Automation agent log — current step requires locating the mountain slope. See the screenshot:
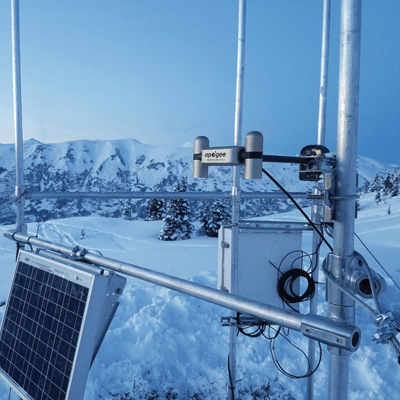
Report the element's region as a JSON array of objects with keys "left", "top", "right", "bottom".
[{"left": 0, "top": 138, "right": 396, "bottom": 224}]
